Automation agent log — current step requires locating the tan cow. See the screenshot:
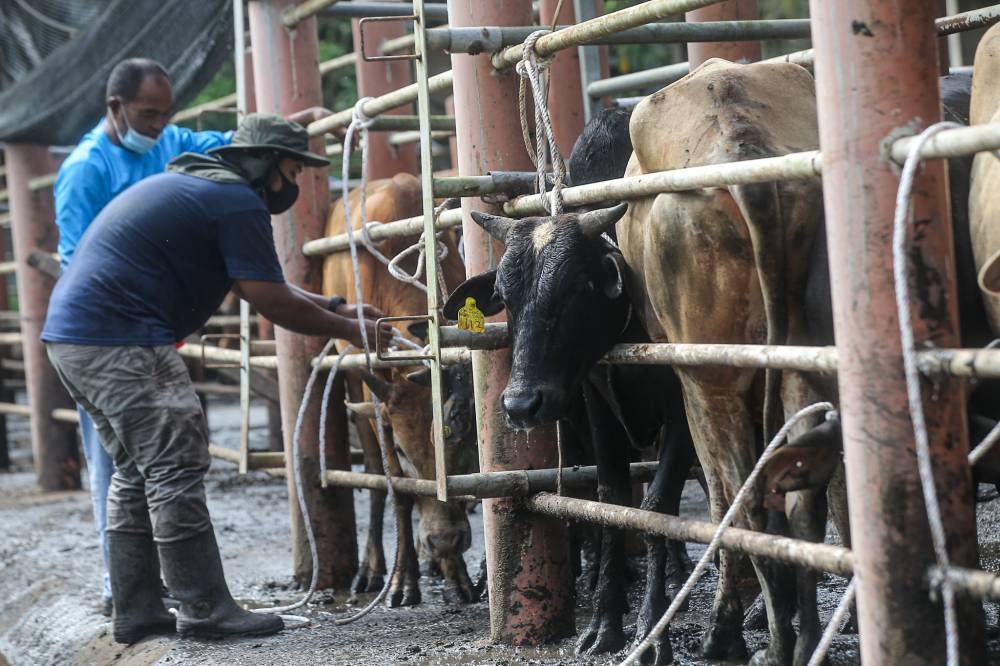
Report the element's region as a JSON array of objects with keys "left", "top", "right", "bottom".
[
  {"left": 617, "top": 59, "right": 826, "bottom": 664},
  {"left": 970, "top": 24, "right": 1000, "bottom": 308},
  {"left": 323, "top": 173, "right": 477, "bottom": 605}
]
